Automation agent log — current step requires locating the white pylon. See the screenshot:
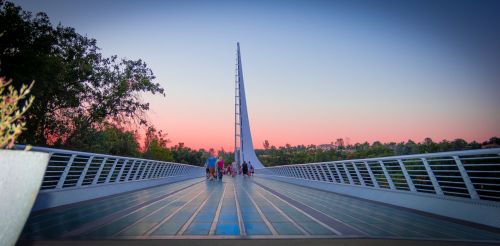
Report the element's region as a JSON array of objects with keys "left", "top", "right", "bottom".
[{"left": 234, "top": 43, "right": 265, "bottom": 169}]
